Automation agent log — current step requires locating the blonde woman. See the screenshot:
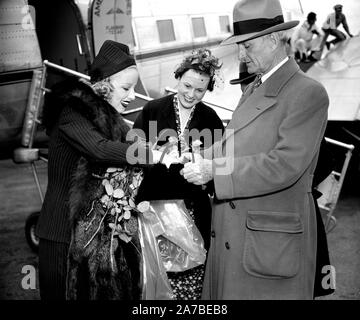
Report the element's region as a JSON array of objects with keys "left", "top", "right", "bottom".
[{"left": 37, "top": 41, "right": 162, "bottom": 300}]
